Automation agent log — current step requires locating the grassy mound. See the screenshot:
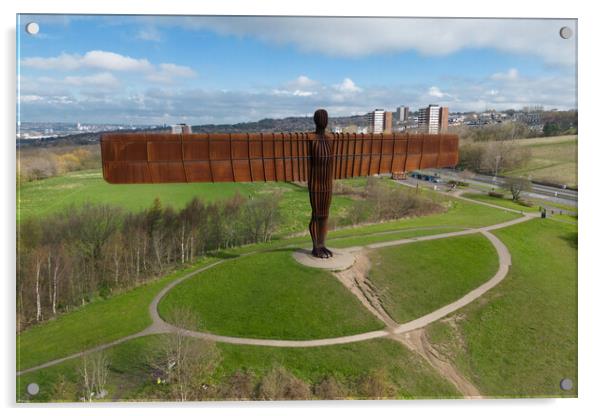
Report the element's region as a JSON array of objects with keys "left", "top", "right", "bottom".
[
  {"left": 159, "top": 250, "right": 384, "bottom": 340},
  {"left": 368, "top": 234, "right": 499, "bottom": 323}
]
